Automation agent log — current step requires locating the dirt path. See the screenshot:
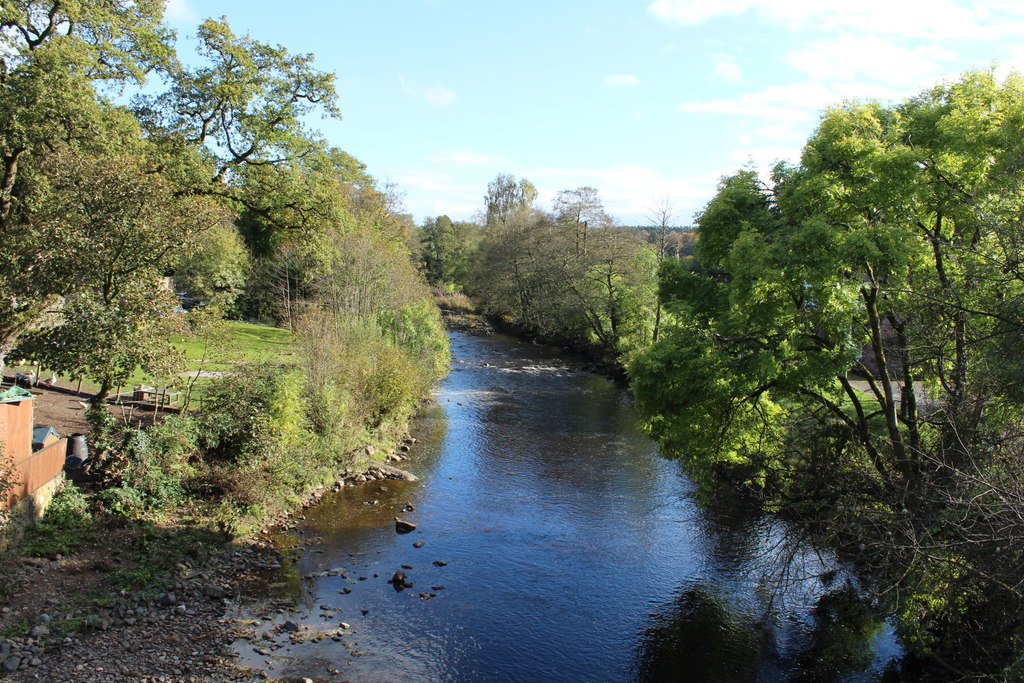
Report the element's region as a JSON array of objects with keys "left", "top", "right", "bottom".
[{"left": 2, "top": 377, "right": 92, "bottom": 438}]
